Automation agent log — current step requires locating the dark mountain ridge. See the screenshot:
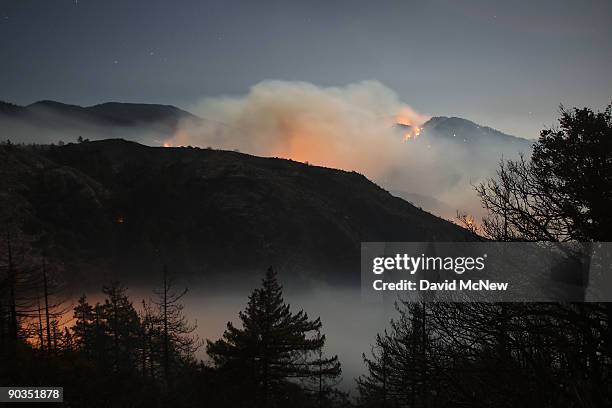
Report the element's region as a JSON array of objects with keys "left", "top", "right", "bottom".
[
  {"left": 0, "top": 139, "right": 473, "bottom": 288},
  {"left": 2, "top": 99, "right": 532, "bottom": 148},
  {"left": 0, "top": 99, "right": 200, "bottom": 136}
]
